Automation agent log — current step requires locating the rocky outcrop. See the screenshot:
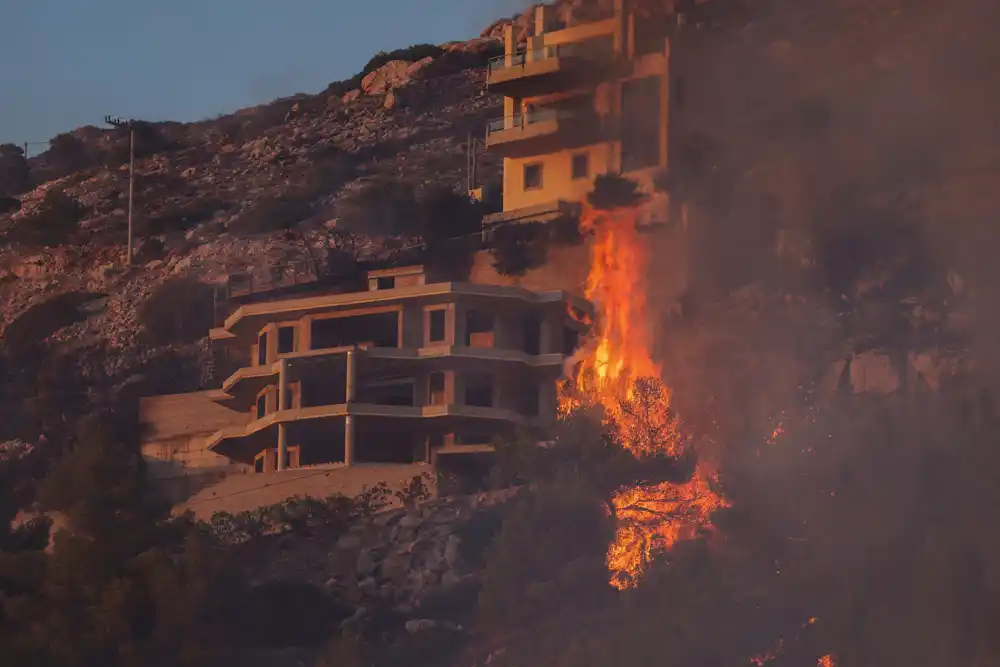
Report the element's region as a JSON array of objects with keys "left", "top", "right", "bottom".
[{"left": 248, "top": 490, "right": 516, "bottom": 632}]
